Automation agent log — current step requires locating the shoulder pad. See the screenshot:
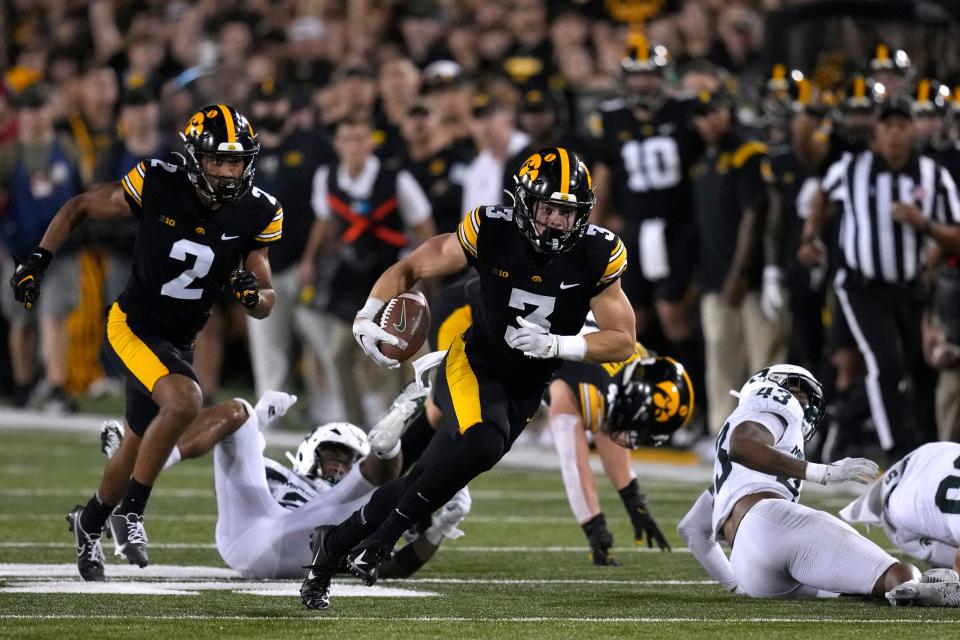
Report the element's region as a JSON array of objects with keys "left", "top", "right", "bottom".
[{"left": 740, "top": 384, "right": 804, "bottom": 424}]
